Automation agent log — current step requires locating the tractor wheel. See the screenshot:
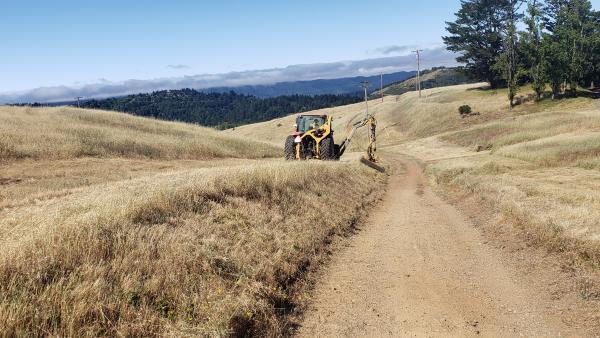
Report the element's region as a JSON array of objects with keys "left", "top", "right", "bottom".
[
  {"left": 333, "top": 144, "right": 341, "bottom": 160},
  {"left": 284, "top": 136, "right": 296, "bottom": 160},
  {"left": 319, "top": 137, "right": 336, "bottom": 160}
]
